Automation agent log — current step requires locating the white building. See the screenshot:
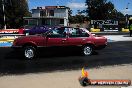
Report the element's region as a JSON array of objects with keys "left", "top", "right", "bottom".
[{"left": 24, "top": 6, "right": 69, "bottom": 28}]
